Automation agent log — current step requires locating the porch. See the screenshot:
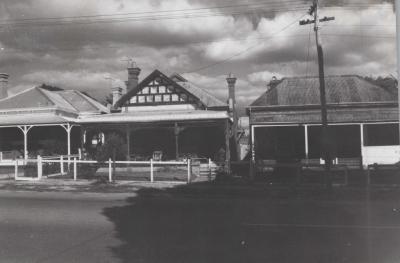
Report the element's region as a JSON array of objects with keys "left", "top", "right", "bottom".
[{"left": 251, "top": 122, "right": 400, "bottom": 169}]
